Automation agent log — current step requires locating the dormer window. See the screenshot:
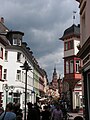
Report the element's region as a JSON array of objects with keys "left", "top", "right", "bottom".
[
  {"left": 6, "top": 31, "right": 24, "bottom": 46},
  {"left": 13, "top": 38, "right": 21, "bottom": 46}
]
